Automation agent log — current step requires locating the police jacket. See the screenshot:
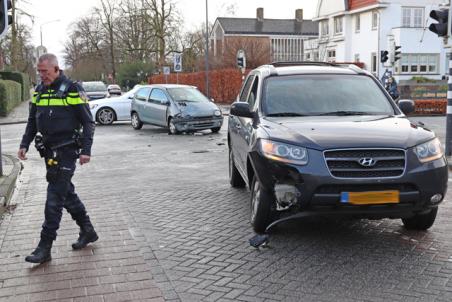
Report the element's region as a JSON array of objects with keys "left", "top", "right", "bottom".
[{"left": 20, "top": 73, "right": 95, "bottom": 156}]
